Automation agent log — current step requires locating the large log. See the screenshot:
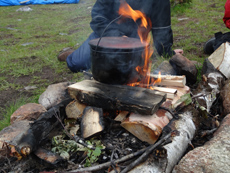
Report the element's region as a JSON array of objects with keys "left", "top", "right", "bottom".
[
  {"left": 68, "top": 80, "right": 166, "bottom": 115},
  {"left": 12, "top": 98, "right": 73, "bottom": 156}
]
